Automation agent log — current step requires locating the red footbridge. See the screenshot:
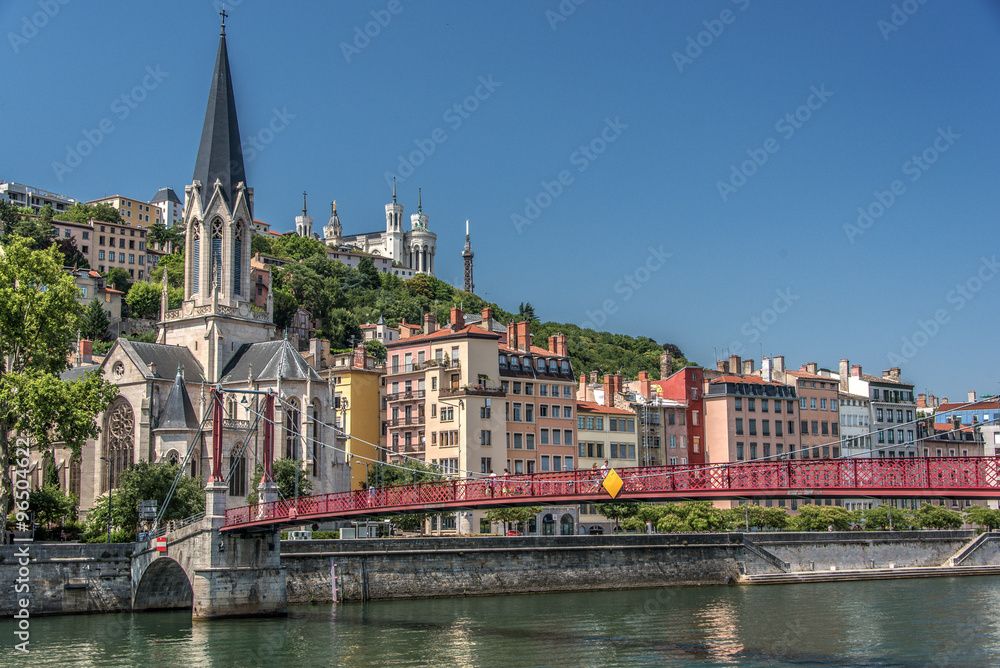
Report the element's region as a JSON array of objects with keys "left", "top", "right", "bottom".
[{"left": 222, "top": 456, "right": 1000, "bottom": 531}]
